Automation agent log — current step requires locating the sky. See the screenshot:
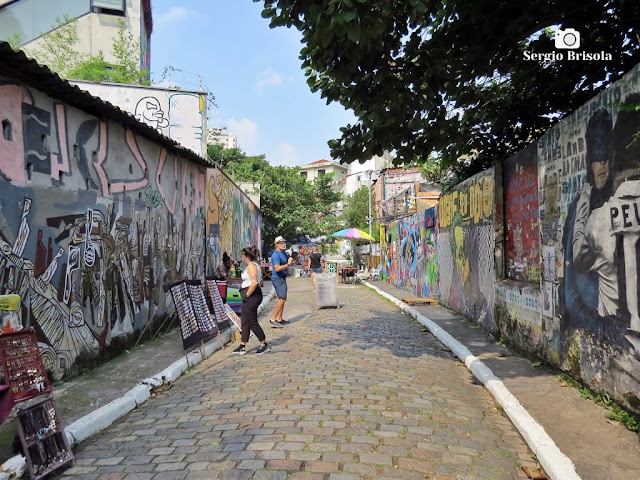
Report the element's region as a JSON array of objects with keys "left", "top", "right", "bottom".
[{"left": 151, "top": 0, "right": 357, "bottom": 167}]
